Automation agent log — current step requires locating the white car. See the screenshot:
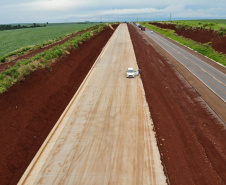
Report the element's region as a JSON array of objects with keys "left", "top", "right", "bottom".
[{"left": 126, "top": 68, "right": 135, "bottom": 78}]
